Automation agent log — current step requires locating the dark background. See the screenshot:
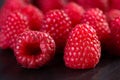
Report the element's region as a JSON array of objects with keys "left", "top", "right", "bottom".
[{"left": 0, "top": 0, "right": 120, "bottom": 80}]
